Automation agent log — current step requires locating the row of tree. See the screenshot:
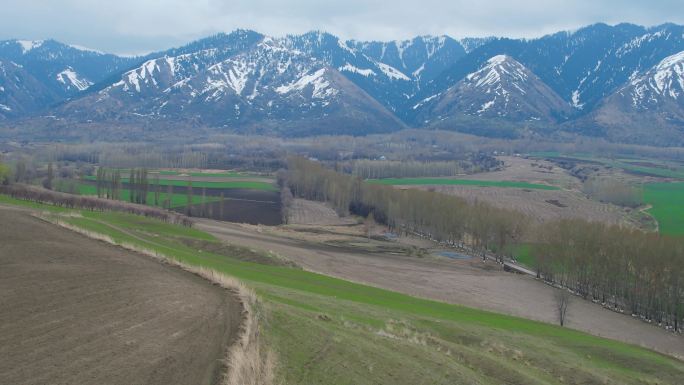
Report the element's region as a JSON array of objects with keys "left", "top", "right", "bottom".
[
  {"left": 286, "top": 156, "right": 526, "bottom": 257},
  {"left": 349, "top": 159, "right": 469, "bottom": 179},
  {"left": 582, "top": 177, "right": 643, "bottom": 207},
  {"left": 286, "top": 157, "right": 683, "bottom": 332},
  {"left": 535, "top": 220, "right": 683, "bottom": 331},
  {"left": 0, "top": 184, "right": 193, "bottom": 226},
  {"left": 95, "top": 168, "right": 123, "bottom": 200},
  {"left": 0, "top": 156, "right": 11, "bottom": 185}
]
